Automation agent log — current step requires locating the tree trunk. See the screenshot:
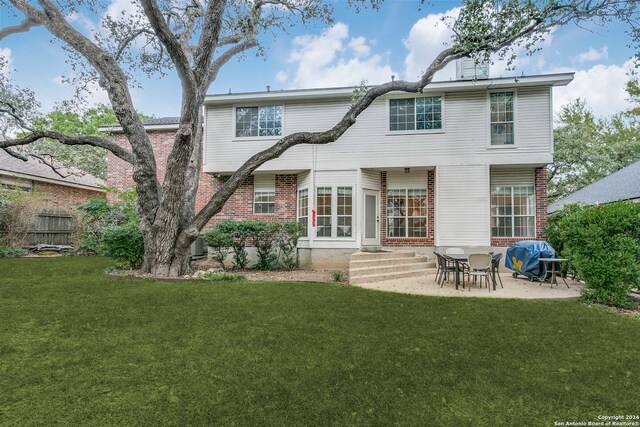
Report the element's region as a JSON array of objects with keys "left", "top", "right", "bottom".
[{"left": 141, "top": 226, "right": 193, "bottom": 277}]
